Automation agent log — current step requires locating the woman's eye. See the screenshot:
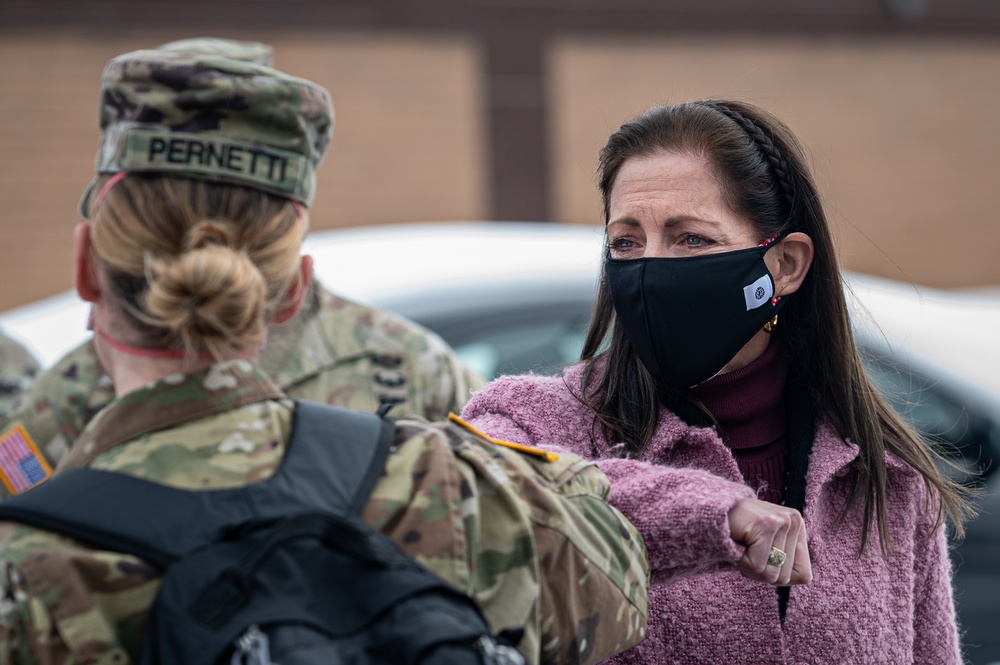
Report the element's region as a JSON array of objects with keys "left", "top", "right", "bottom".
[
  {"left": 609, "top": 237, "right": 634, "bottom": 251},
  {"left": 683, "top": 235, "right": 710, "bottom": 247}
]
